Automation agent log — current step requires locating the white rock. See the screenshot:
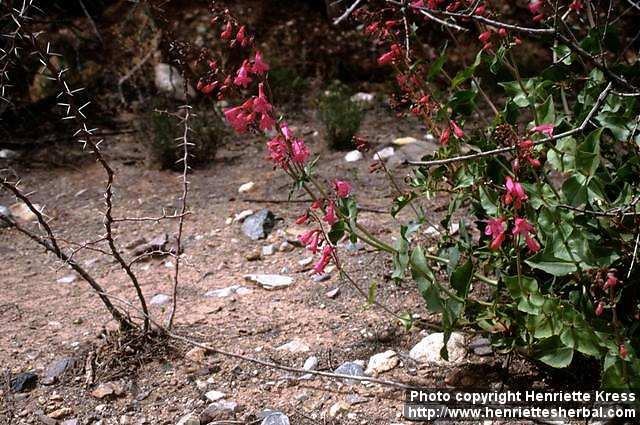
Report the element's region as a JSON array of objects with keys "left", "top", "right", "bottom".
[
  {"left": 204, "top": 390, "right": 225, "bottom": 402},
  {"left": 154, "top": 63, "right": 194, "bottom": 101},
  {"left": 205, "top": 286, "right": 238, "bottom": 298},
  {"left": 233, "top": 210, "right": 254, "bottom": 223},
  {"left": 244, "top": 274, "right": 293, "bottom": 290},
  {"left": 238, "top": 181, "right": 255, "bottom": 193},
  {"left": 373, "top": 146, "right": 395, "bottom": 161},
  {"left": 276, "top": 339, "right": 310, "bottom": 354},
  {"left": 298, "top": 257, "right": 313, "bottom": 267},
  {"left": 409, "top": 332, "right": 466, "bottom": 365},
  {"left": 392, "top": 137, "right": 420, "bottom": 146},
  {"left": 329, "top": 401, "right": 349, "bottom": 417},
  {"left": 0, "top": 149, "right": 18, "bottom": 159},
  {"left": 278, "top": 241, "right": 294, "bottom": 252},
  {"left": 344, "top": 150, "right": 363, "bottom": 162},
  {"left": 150, "top": 294, "right": 171, "bottom": 305},
  {"left": 235, "top": 287, "right": 253, "bottom": 296},
  {"left": 303, "top": 356, "right": 318, "bottom": 371},
  {"left": 424, "top": 226, "right": 441, "bottom": 236},
  {"left": 261, "top": 244, "right": 276, "bottom": 256},
  {"left": 57, "top": 274, "right": 77, "bottom": 284},
  {"left": 350, "top": 92, "right": 375, "bottom": 105},
  {"left": 10, "top": 202, "right": 41, "bottom": 221},
  {"left": 176, "top": 411, "right": 199, "bottom": 425},
  {"left": 365, "top": 350, "right": 399, "bottom": 376}
]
